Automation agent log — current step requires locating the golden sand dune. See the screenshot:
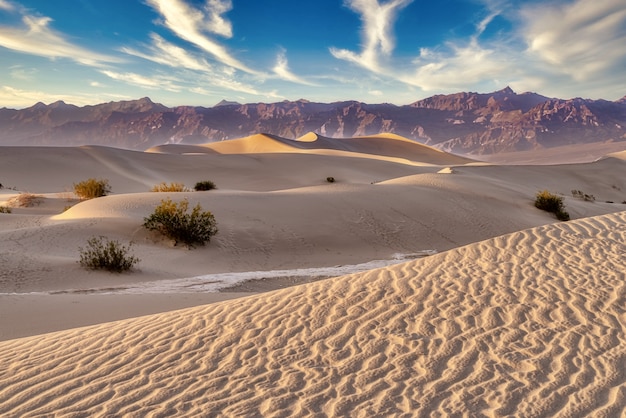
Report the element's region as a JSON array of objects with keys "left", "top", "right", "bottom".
[
  {"left": 1, "top": 211, "right": 624, "bottom": 416},
  {"left": 149, "top": 132, "right": 473, "bottom": 166}
]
